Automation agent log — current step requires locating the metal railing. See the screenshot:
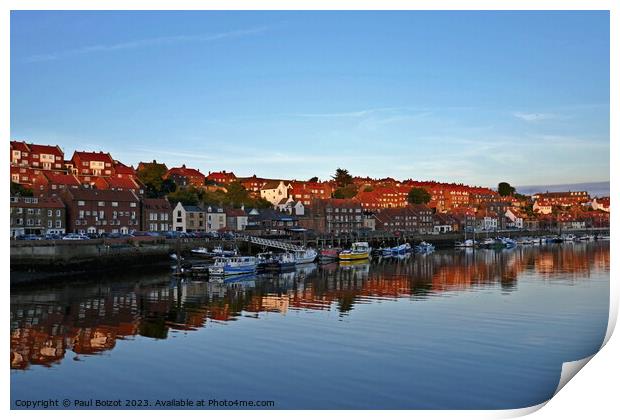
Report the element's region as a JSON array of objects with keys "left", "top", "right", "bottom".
[{"left": 235, "top": 234, "right": 305, "bottom": 251}]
